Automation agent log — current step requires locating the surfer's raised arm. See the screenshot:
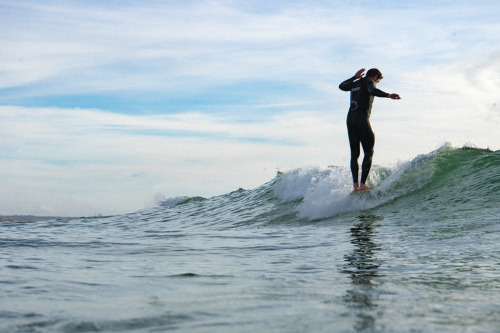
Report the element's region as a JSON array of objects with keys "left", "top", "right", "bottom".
[
  {"left": 354, "top": 68, "right": 365, "bottom": 79},
  {"left": 338, "top": 68, "right": 366, "bottom": 91}
]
